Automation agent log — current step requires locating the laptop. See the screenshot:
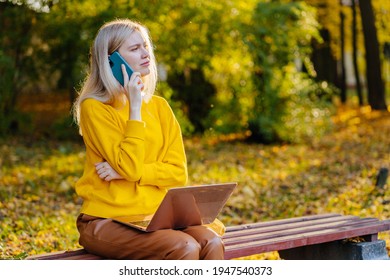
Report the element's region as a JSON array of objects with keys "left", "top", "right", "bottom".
[{"left": 112, "top": 182, "right": 237, "bottom": 232}]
